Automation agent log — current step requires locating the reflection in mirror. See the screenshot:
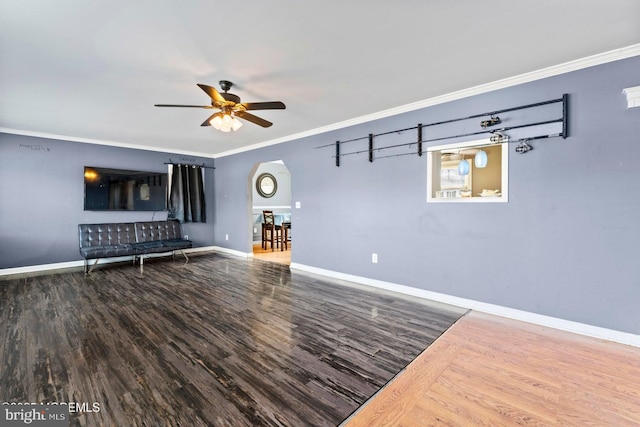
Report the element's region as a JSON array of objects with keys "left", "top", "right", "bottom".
[{"left": 427, "top": 139, "right": 508, "bottom": 203}]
